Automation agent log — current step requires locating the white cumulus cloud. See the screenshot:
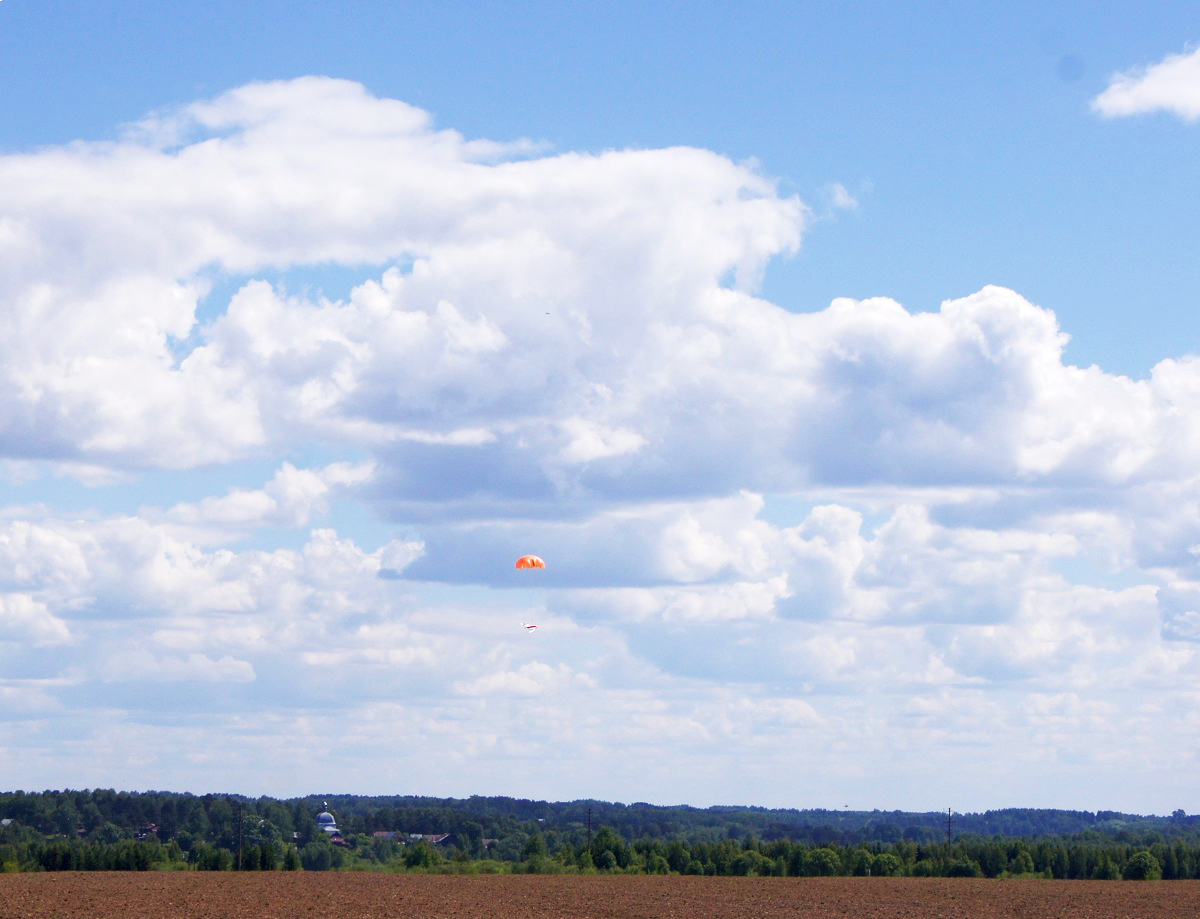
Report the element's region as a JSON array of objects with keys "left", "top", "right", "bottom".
[
  {"left": 3, "top": 79, "right": 1200, "bottom": 809},
  {"left": 1093, "top": 45, "right": 1200, "bottom": 121}
]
